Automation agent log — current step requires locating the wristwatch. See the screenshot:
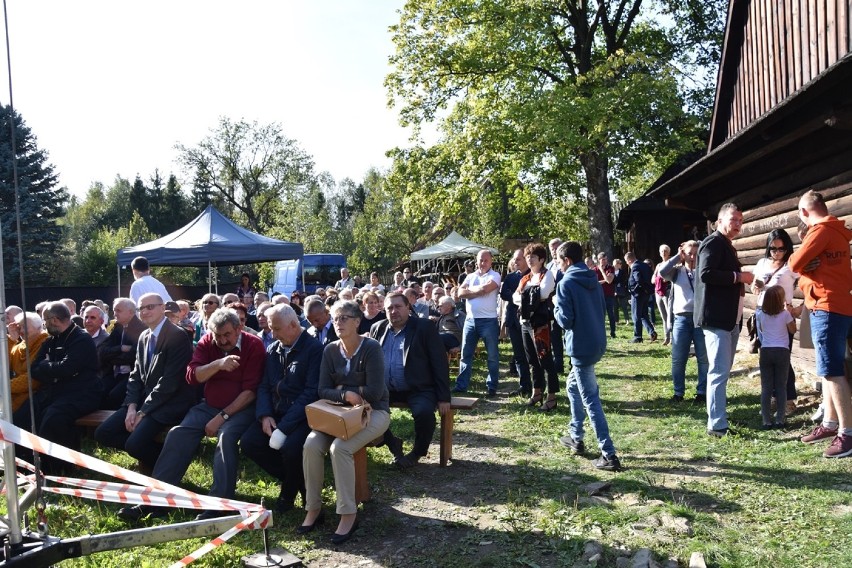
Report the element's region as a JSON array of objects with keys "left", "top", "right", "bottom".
[{"left": 219, "top": 410, "right": 230, "bottom": 421}]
